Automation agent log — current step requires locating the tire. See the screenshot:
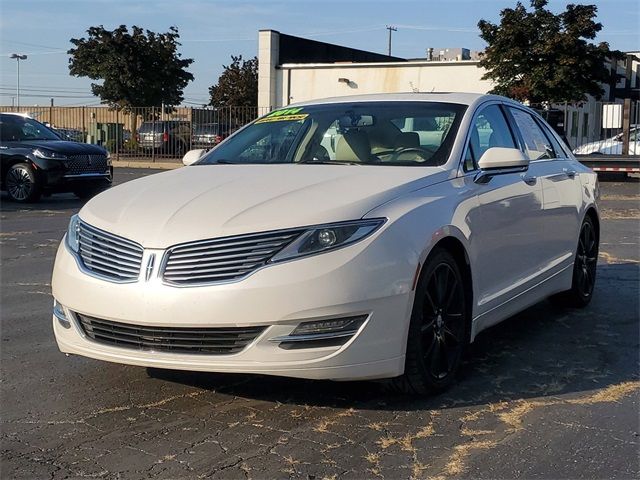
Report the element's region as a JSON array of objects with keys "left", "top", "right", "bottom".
[
  {"left": 550, "top": 215, "right": 598, "bottom": 308},
  {"left": 391, "top": 248, "right": 469, "bottom": 395},
  {"left": 5, "top": 162, "right": 42, "bottom": 202}
]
